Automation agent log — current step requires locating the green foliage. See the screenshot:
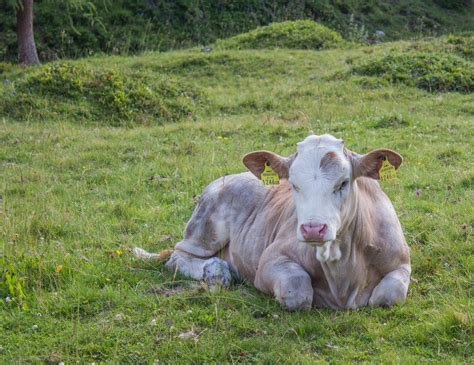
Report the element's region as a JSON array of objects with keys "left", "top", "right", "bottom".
[
  {"left": 434, "top": 0, "right": 472, "bottom": 10},
  {"left": 447, "top": 34, "right": 474, "bottom": 59},
  {"left": 1, "top": 254, "right": 74, "bottom": 311},
  {"left": 0, "top": 61, "right": 14, "bottom": 75},
  {"left": 0, "top": 62, "right": 204, "bottom": 125},
  {"left": 1, "top": 260, "right": 28, "bottom": 310},
  {"left": 400, "top": 34, "right": 474, "bottom": 61},
  {"left": 215, "top": 20, "right": 345, "bottom": 50},
  {"left": 352, "top": 52, "right": 474, "bottom": 93},
  {"left": 1, "top": 0, "right": 474, "bottom": 61},
  {"left": 369, "top": 114, "right": 412, "bottom": 128}
]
